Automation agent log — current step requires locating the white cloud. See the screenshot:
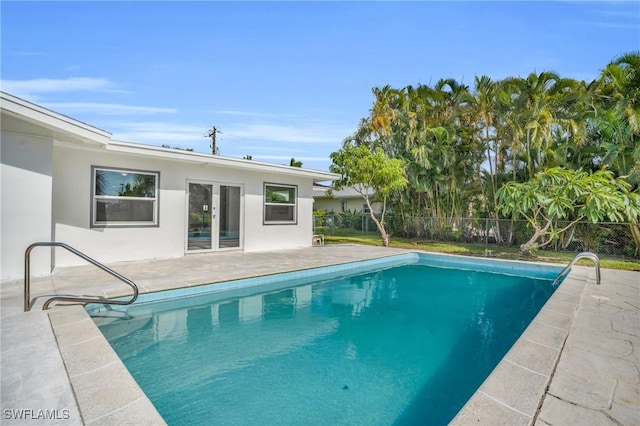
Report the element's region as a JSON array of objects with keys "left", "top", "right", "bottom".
[
  {"left": 42, "top": 102, "right": 177, "bottom": 115},
  {"left": 111, "top": 121, "right": 348, "bottom": 146},
  {"left": 213, "top": 110, "right": 278, "bottom": 119},
  {"left": 0, "top": 77, "right": 118, "bottom": 99},
  {"left": 111, "top": 122, "right": 207, "bottom": 144},
  {"left": 595, "top": 8, "right": 640, "bottom": 21},
  {"left": 13, "top": 51, "right": 46, "bottom": 56},
  {"left": 107, "top": 118, "right": 347, "bottom": 167},
  {"left": 232, "top": 145, "right": 307, "bottom": 154},
  {"left": 582, "top": 3, "right": 640, "bottom": 31},
  {"left": 213, "top": 108, "right": 348, "bottom": 121},
  {"left": 105, "top": 119, "right": 342, "bottom": 171},
  {"left": 593, "top": 21, "right": 640, "bottom": 30},
  {"left": 224, "top": 123, "right": 349, "bottom": 144}
]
